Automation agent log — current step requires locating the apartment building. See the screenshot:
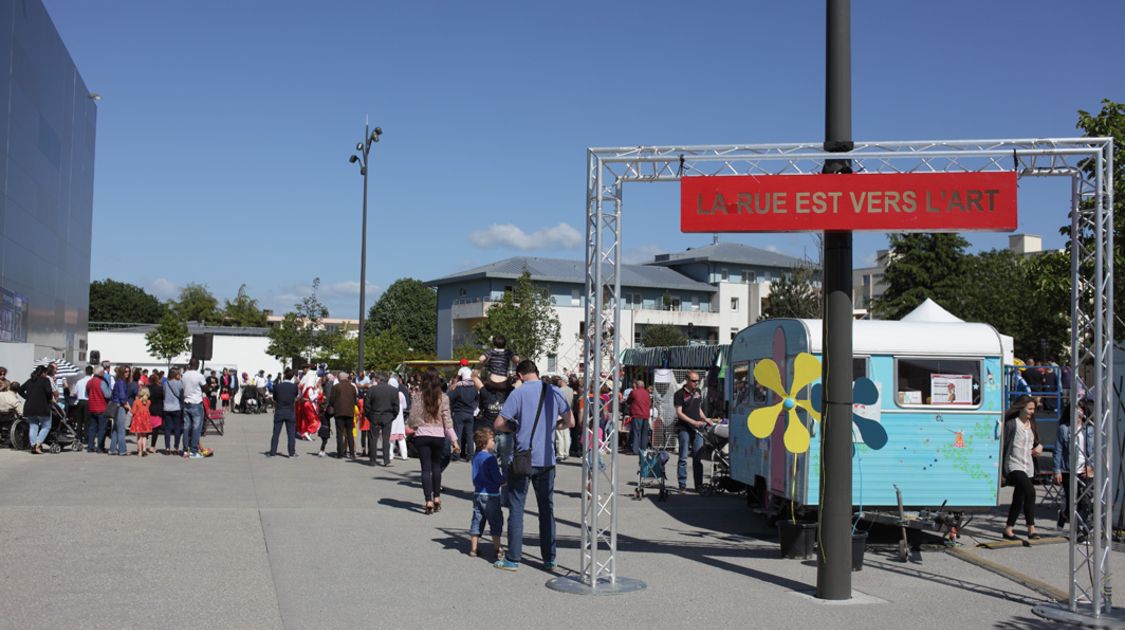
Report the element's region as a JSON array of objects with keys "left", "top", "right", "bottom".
[{"left": 428, "top": 242, "right": 809, "bottom": 372}]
